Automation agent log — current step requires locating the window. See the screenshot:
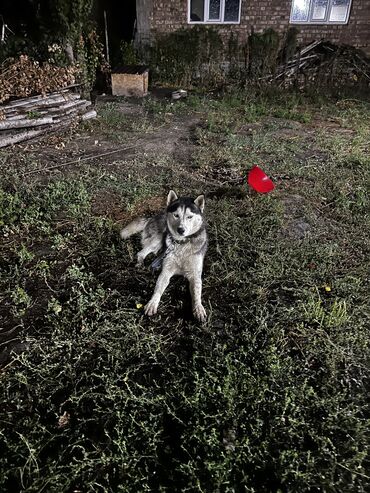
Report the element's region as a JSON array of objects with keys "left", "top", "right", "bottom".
[
  {"left": 290, "top": 0, "right": 352, "bottom": 24},
  {"left": 189, "top": 0, "right": 241, "bottom": 23}
]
